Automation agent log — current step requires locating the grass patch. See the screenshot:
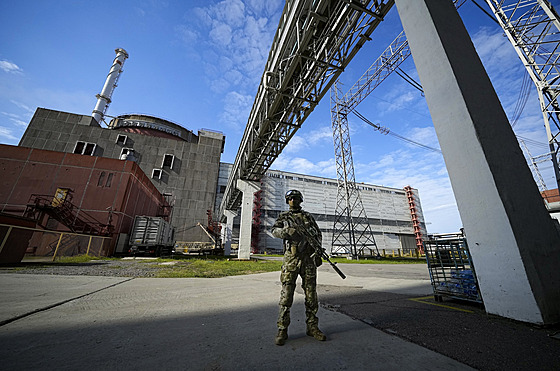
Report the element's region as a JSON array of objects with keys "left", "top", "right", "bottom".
[
  {"left": 54, "top": 254, "right": 117, "bottom": 264},
  {"left": 152, "top": 258, "right": 283, "bottom": 278},
  {"left": 253, "top": 254, "right": 426, "bottom": 264}
]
